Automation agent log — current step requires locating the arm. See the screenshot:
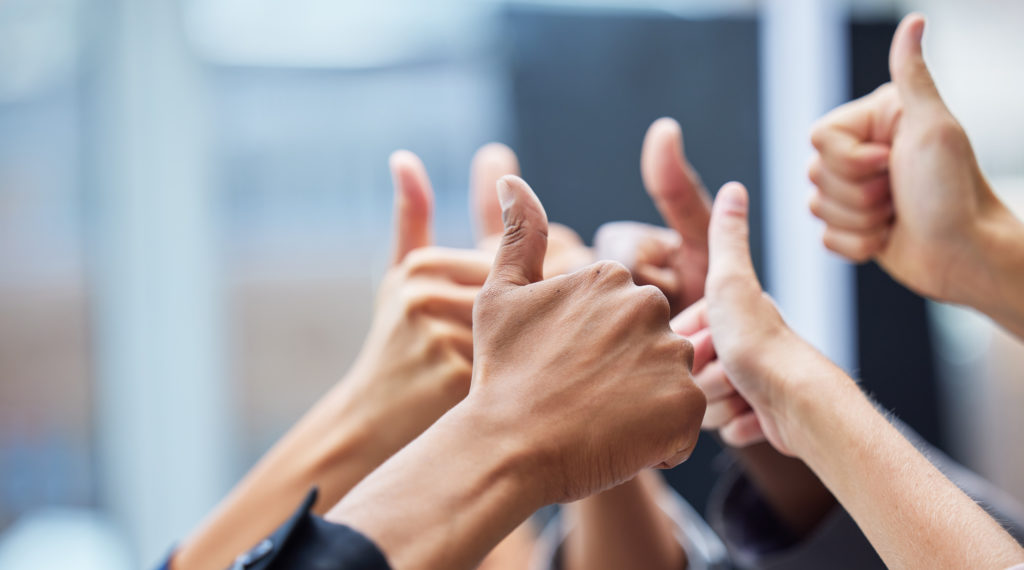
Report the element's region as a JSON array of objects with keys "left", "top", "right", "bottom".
[
  {"left": 557, "top": 117, "right": 714, "bottom": 570},
  {"left": 969, "top": 205, "right": 1024, "bottom": 338},
  {"left": 809, "top": 13, "right": 1024, "bottom": 339},
  {"left": 788, "top": 360, "right": 1023, "bottom": 569},
  {"left": 326, "top": 175, "right": 705, "bottom": 570},
  {"left": 563, "top": 473, "right": 685, "bottom": 570},
  {"left": 173, "top": 151, "right": 489, "bottom": 570},
  {"left": 326, "top": 403, "right": 544, "bottom": 570},
  {"left": 700, "top": 180, "right": 1024, "bottom": 568}
]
